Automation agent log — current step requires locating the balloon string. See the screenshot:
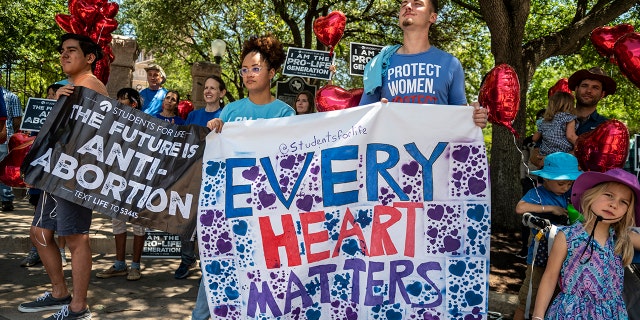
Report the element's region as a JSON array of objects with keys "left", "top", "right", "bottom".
[
  {"left": 513, "top": 133, "right": 543, "bottom": 207},
  {"left": 97, "top": 24, "right": 105, "bottom": 46}
]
